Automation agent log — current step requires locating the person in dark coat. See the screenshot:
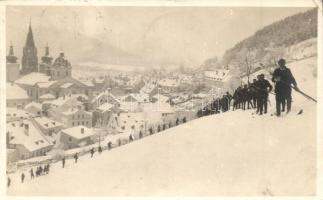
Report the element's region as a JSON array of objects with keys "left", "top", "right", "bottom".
[
  {"left": 98, "top": 146, "right": 102, "bottom": 154},
  {"left": 74, "top": 153, "right": 78, "bottom": 163},
  {"left": 257, "top": 74, "right": 273, "bottom": 115},
  {"left": 249, "top": 78, "right": 259, "bottom": 110},
  {"left": 225, "top": 92, "right": 233, "bottom": 111},
  {"left": 182, "top": 117, "right": 187, "bottom": 123},
  {"left": 29, "top": 168, "right": 34, "bottom": 179},
  {"left": 90, "top": 148, "right": 95, "bottom": 158},
  {"left": 62, "top": 157, "right": 66, "bottom": 168},
  {"left": 108, "top": 141, "right": 112, "bottom": 150},
  {"left": 21, "top": 173, "right": 25, "bottom": 183},
  {"left": 272, "top": 58, "right": 298, "bottom": 116}
]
